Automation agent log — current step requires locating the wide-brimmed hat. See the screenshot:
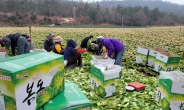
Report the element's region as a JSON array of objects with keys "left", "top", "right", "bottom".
[
  {"left": 55, "top": 36, "right": 63, "bottom": 42},
  {"left": 96, "top": 36, "right": 104, "bottom": 39}
]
